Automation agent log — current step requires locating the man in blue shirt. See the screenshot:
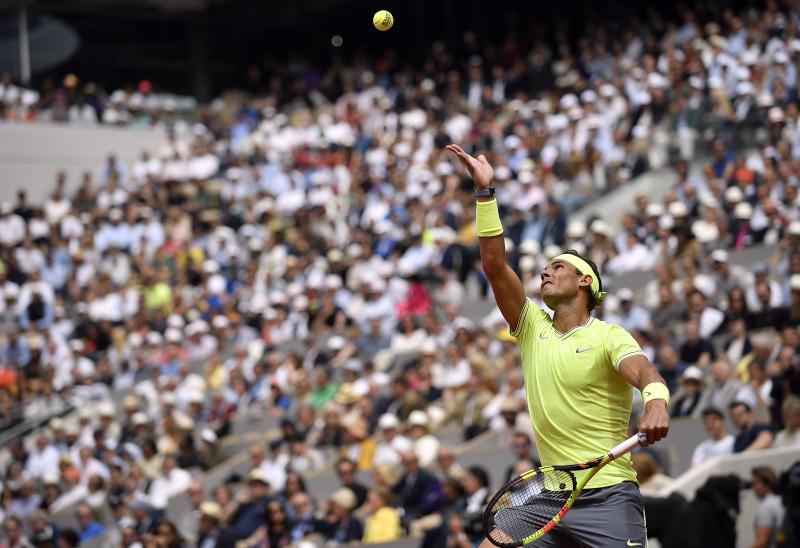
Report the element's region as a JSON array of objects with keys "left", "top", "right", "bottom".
[
  {"left": 729, "top": 401, "right": 774, "bottom": 453},
  {"left": 228, "top": 469, "right": 272, "bottom": 540},
  {"left": 76, "top": 503, "right": 106, "bottom": 543}
]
